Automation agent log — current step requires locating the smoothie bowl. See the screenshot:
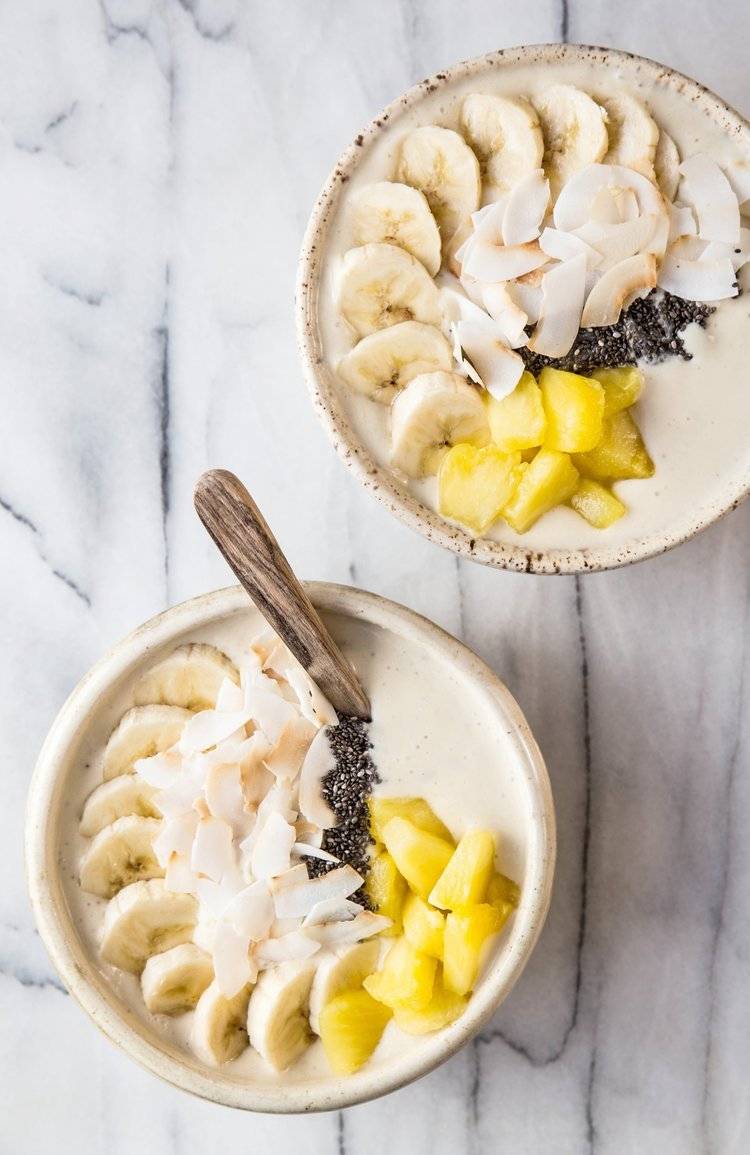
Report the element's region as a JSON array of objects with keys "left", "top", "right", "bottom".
[
  {"left": 26, "top": 583, "right": 554, "bottom": 1112},
  {"left": 297, "top": 44, "right": 750, "bottom": 574}
]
